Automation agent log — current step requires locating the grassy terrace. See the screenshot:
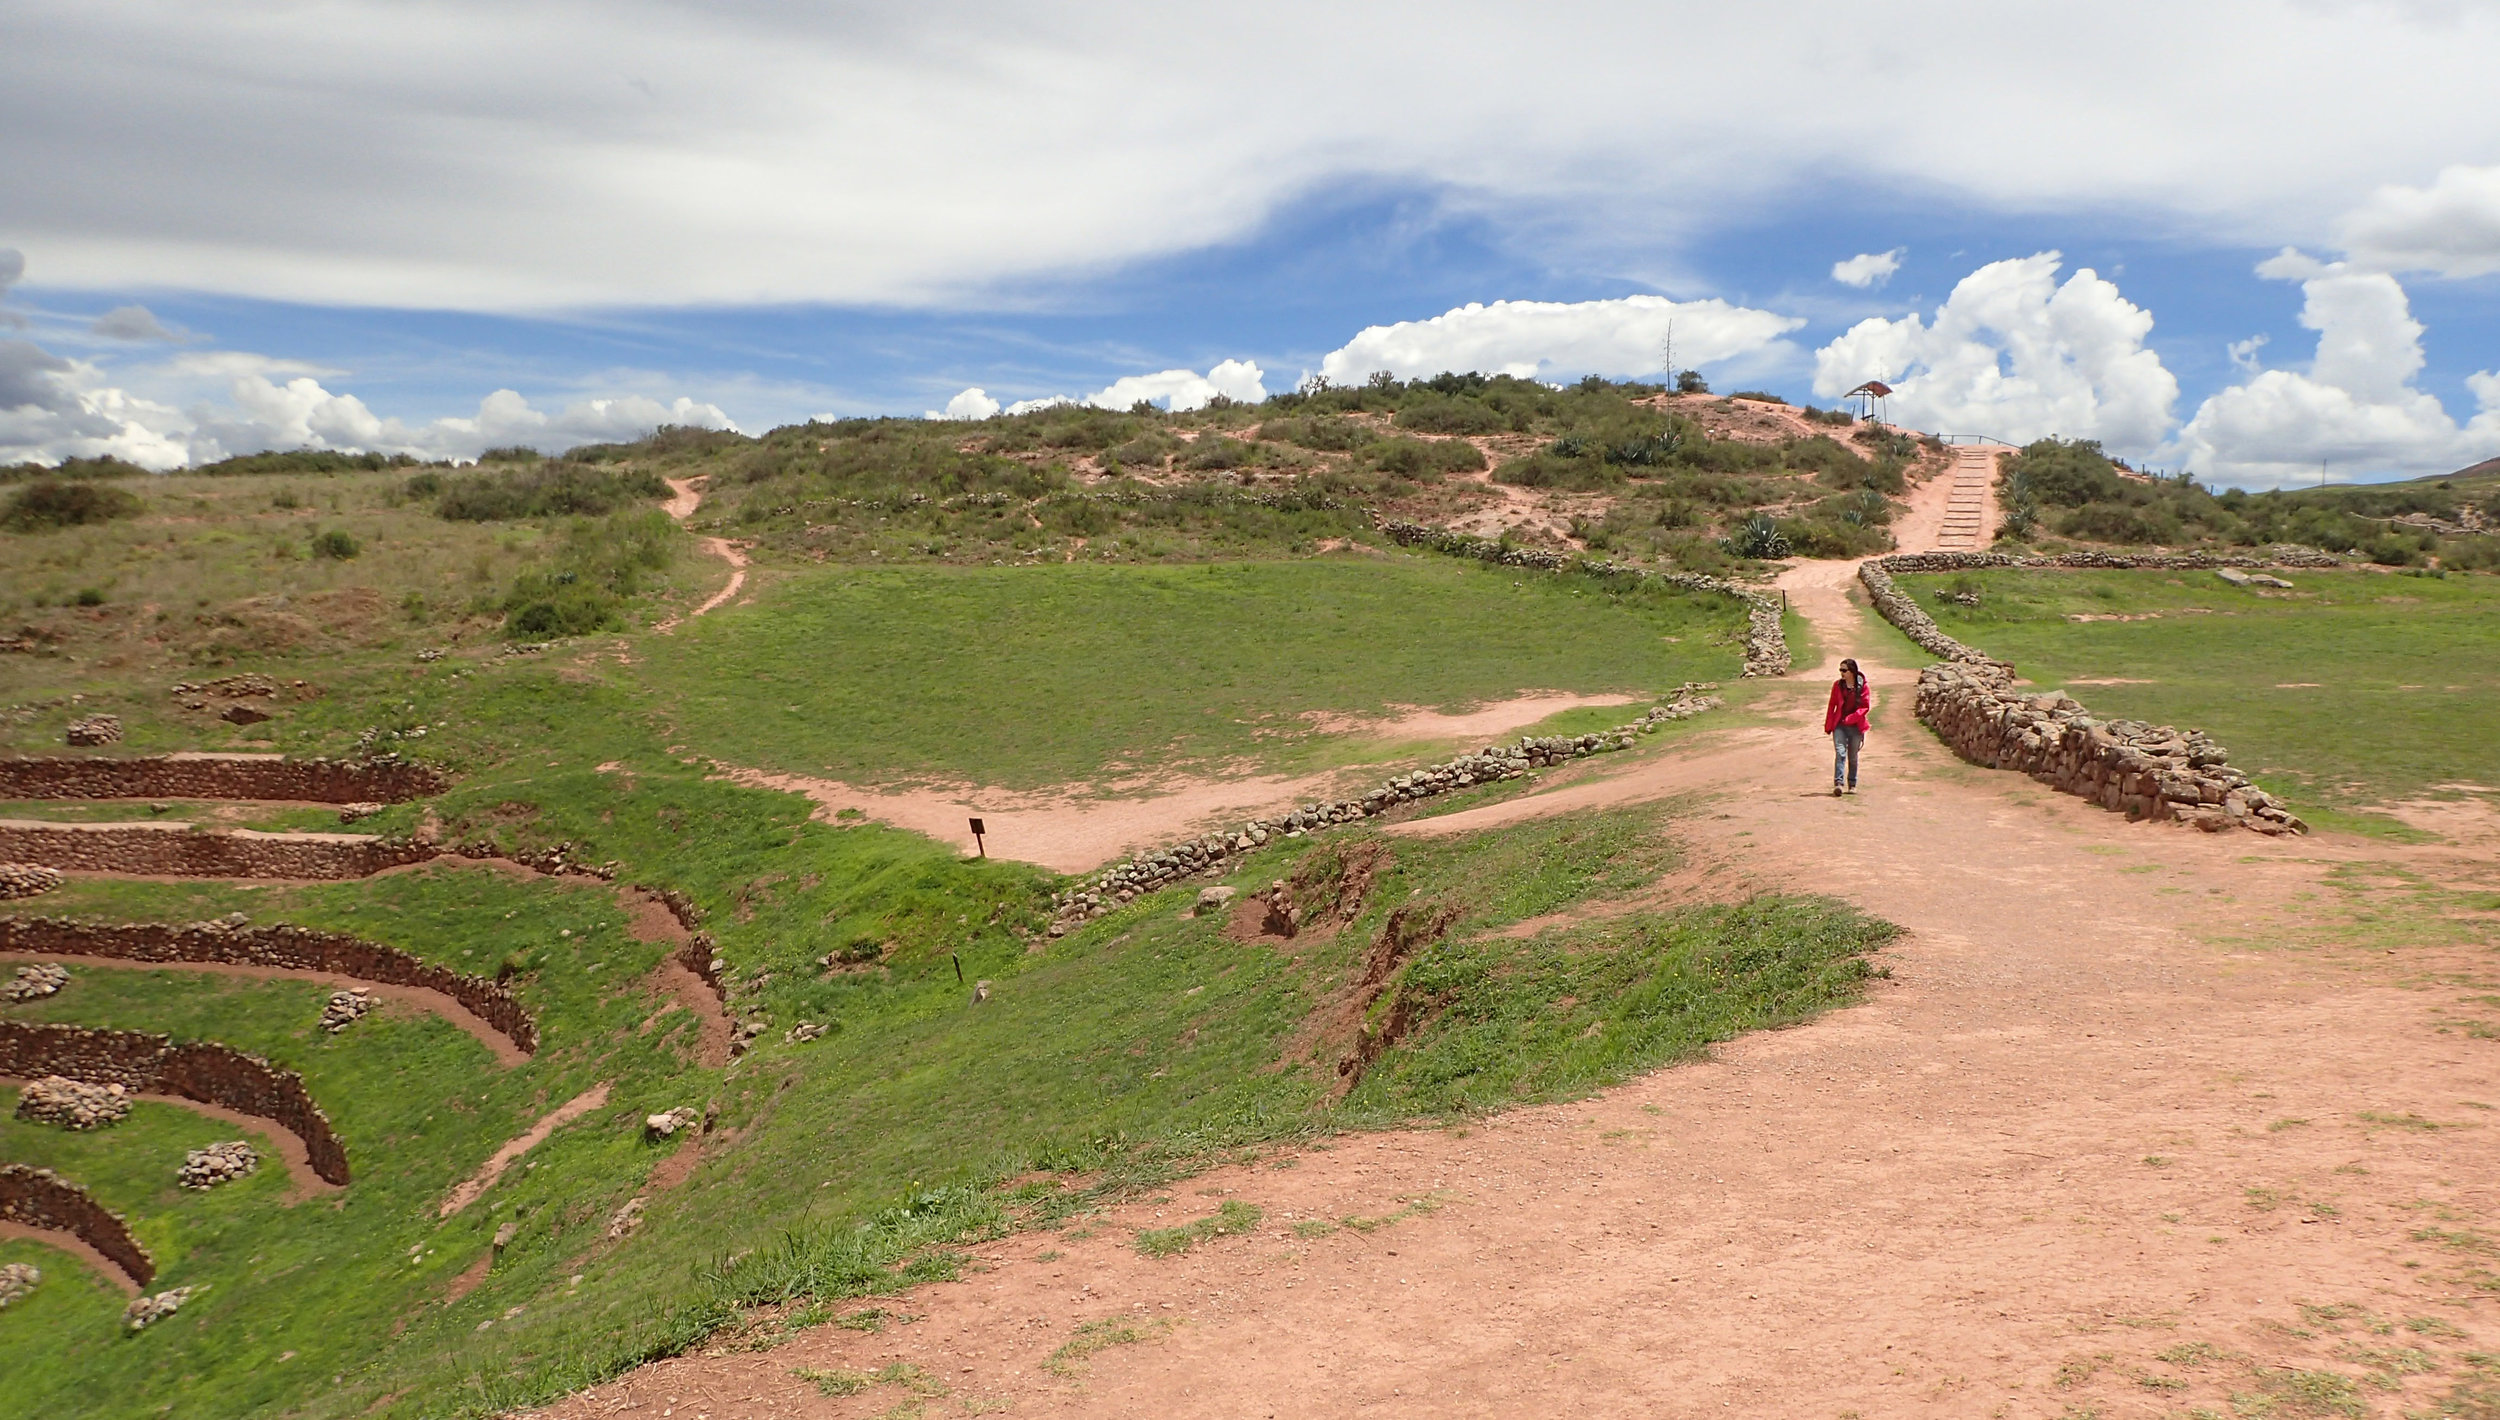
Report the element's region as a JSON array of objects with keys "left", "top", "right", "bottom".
[{"left": 1889, "top": 566, "right": 2500, "bottom": 831}]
